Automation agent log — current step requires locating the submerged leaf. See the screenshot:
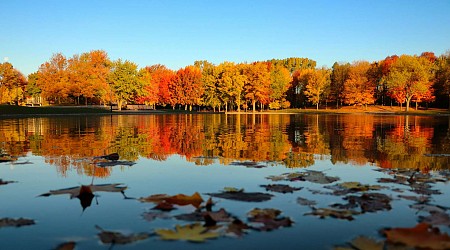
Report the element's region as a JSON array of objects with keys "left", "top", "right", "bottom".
[
  {"left": 0, "top": 217, "right": 35, "bottom": 228},
  {"left": 383, "top": 223, "right": 450, "bottom": 249},
  {"left": 266, "top": 170, "right": 339, "bottom": 184},
  {"left": 155, "top": 223, "right": 219, "bottom": 242},
  {"left": 419, "top": 211, "right": 450, "bottom": 227},
  {"left": 297, "top": 197, "right": 317, "bottom": 207},
  {"left": 95, "top": 225, "right": 149, "bottom": 245}
]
